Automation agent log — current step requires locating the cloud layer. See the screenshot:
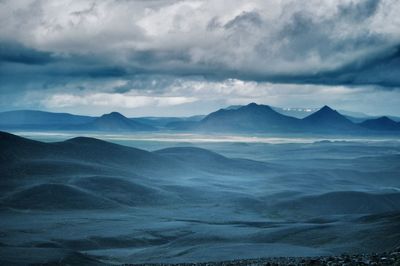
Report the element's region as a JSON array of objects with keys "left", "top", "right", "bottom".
[{"left": 1, "top": 0, "right": 400, "bottom": 115}]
